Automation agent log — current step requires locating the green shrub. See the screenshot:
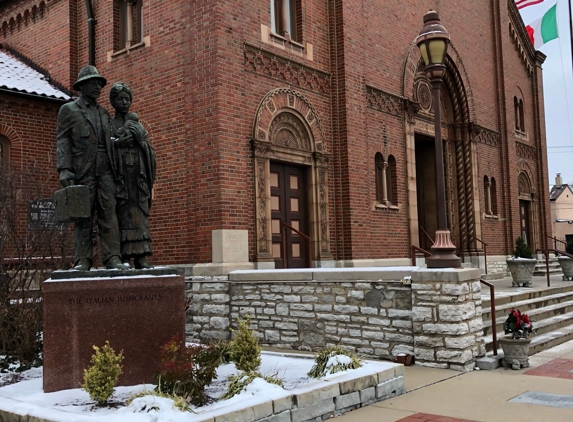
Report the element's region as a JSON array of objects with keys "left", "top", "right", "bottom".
[
  {"left": 308, "top": 346, "right": 362, "bottom": 378},
  {"left": 512, "top": 237, "right": 533, "bottom": 259},
  {"left": 155, "top": 336, "right": 219, "bottom": 406},
  {"left": 211, "top": 340, "right": 232, "bottom": 365},
  {"left": 81, "top": 341, "right": 124, "bottom": 406},
  {"left": 566, "top": 238, "right": 573, "bottom": 255},
  {"left": 219, "top": 372, "right": 284, "bottom": 400},
  {"left": 230, "top": 315, "right": 261, "bottom": 372}
]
